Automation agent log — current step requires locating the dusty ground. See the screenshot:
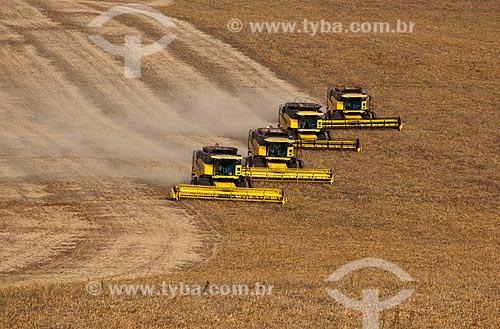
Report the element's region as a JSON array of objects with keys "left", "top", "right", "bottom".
[
  {"left": 0, "top": 0, "right": 299, "bottom": 286},
  {"left": 0, "top": 0, "right": 499, "bottom": 328}
]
